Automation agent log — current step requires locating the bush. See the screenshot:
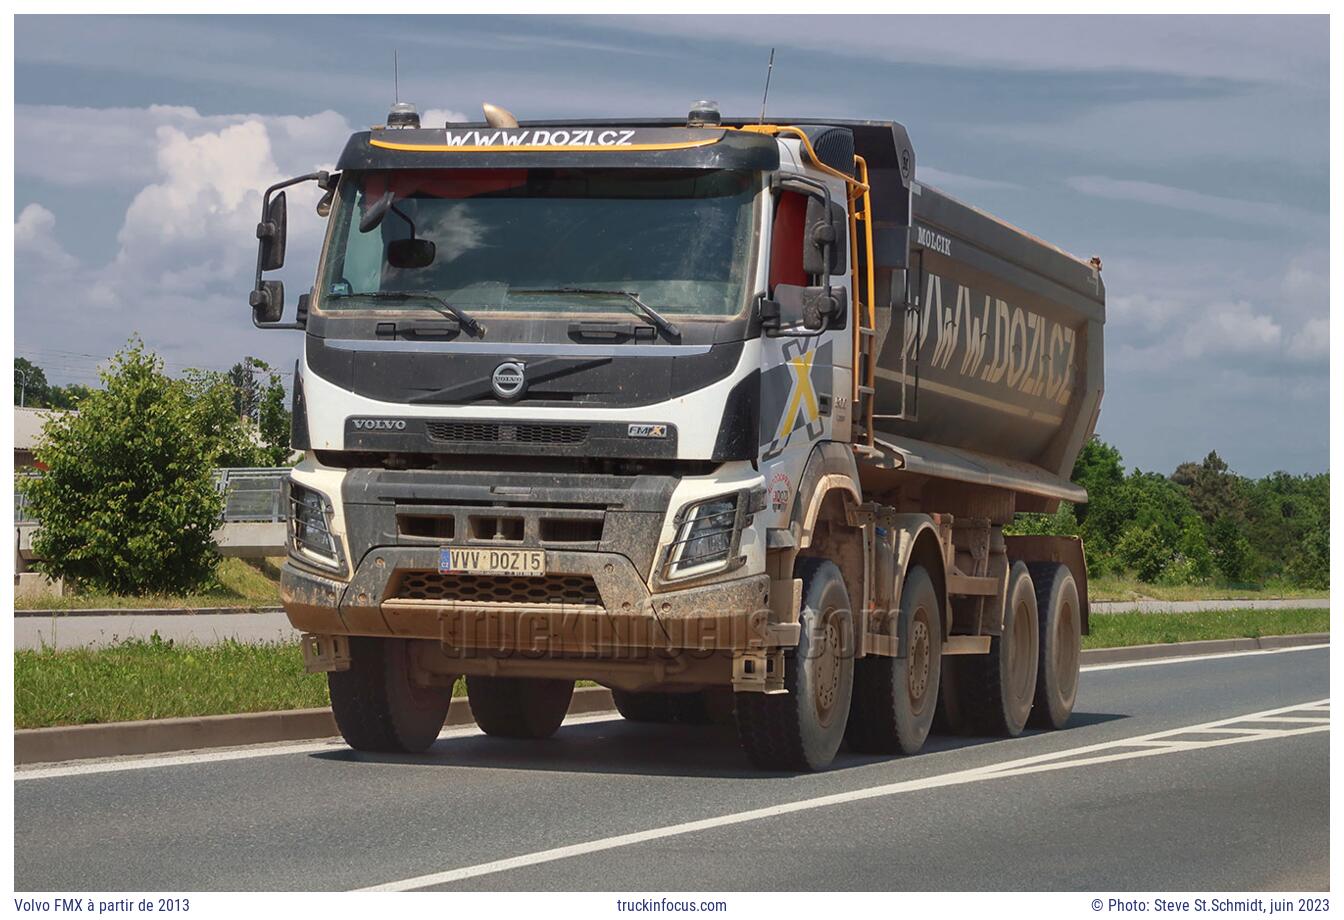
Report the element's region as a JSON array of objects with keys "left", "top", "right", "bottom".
[
  {"left": 21, "top": 340, "right": 226, "bottom": 595},
  {"left": 1115, "top": 523, "right": 1173, "bottom": 583}
]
